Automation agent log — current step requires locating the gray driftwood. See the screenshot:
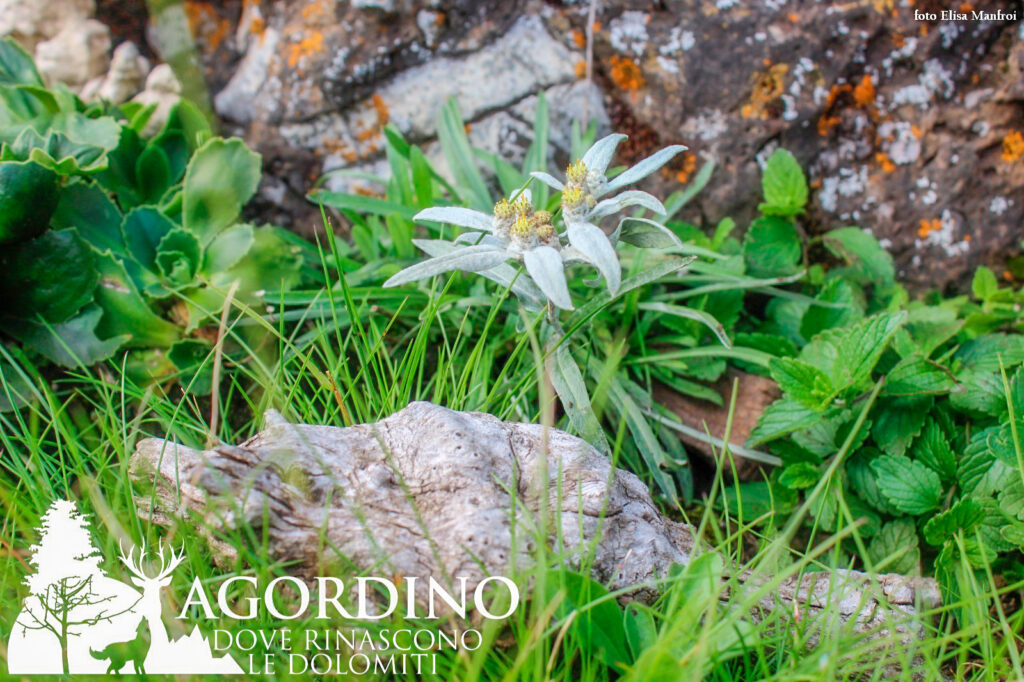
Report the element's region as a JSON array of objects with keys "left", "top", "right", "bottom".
[{"left": 130, "top": 401, "right": 938, "bottom": 645}]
